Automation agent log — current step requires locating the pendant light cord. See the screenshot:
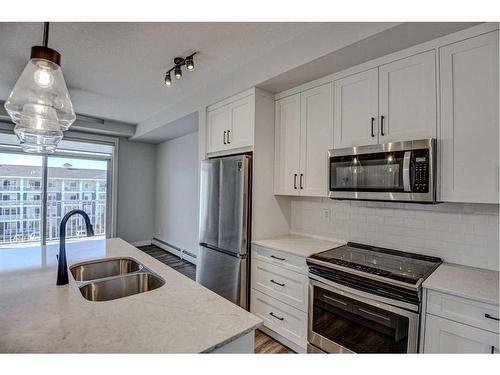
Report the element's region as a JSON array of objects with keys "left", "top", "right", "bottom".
[{"left": 42, "top": 22, "right": 49, "bottom": 47}]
